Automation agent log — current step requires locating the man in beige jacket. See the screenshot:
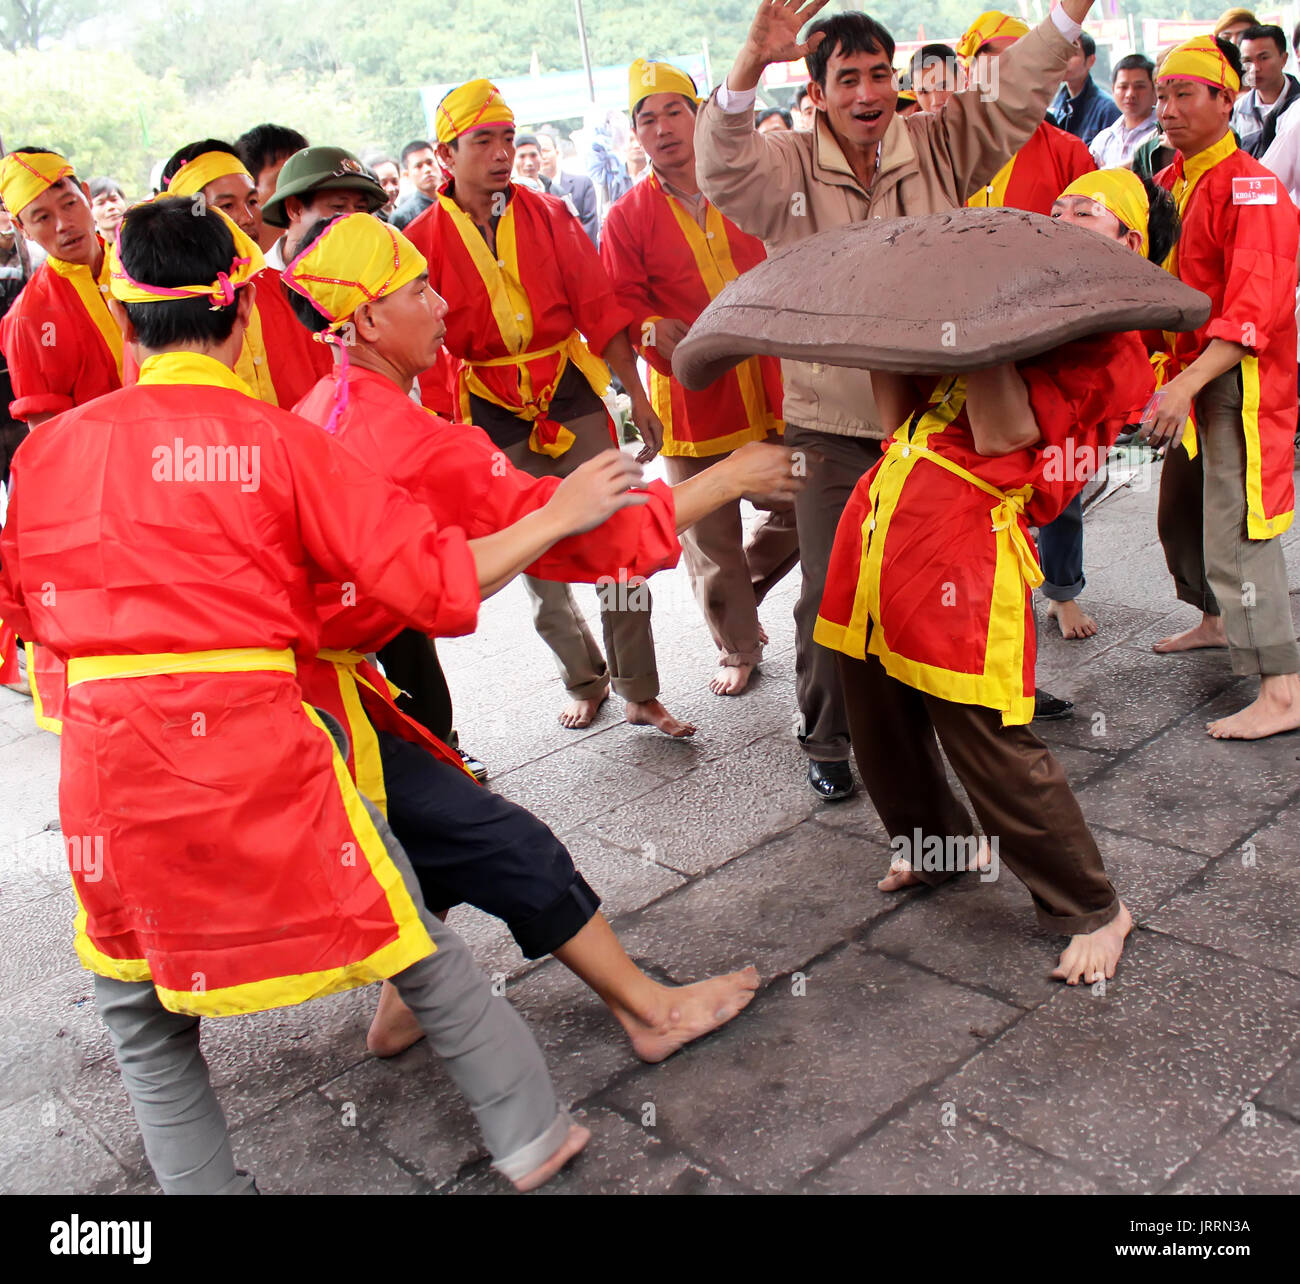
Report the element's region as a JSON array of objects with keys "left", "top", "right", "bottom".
[{"left": 696, "top": 0, "right": 1091, "bottom": 800}]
